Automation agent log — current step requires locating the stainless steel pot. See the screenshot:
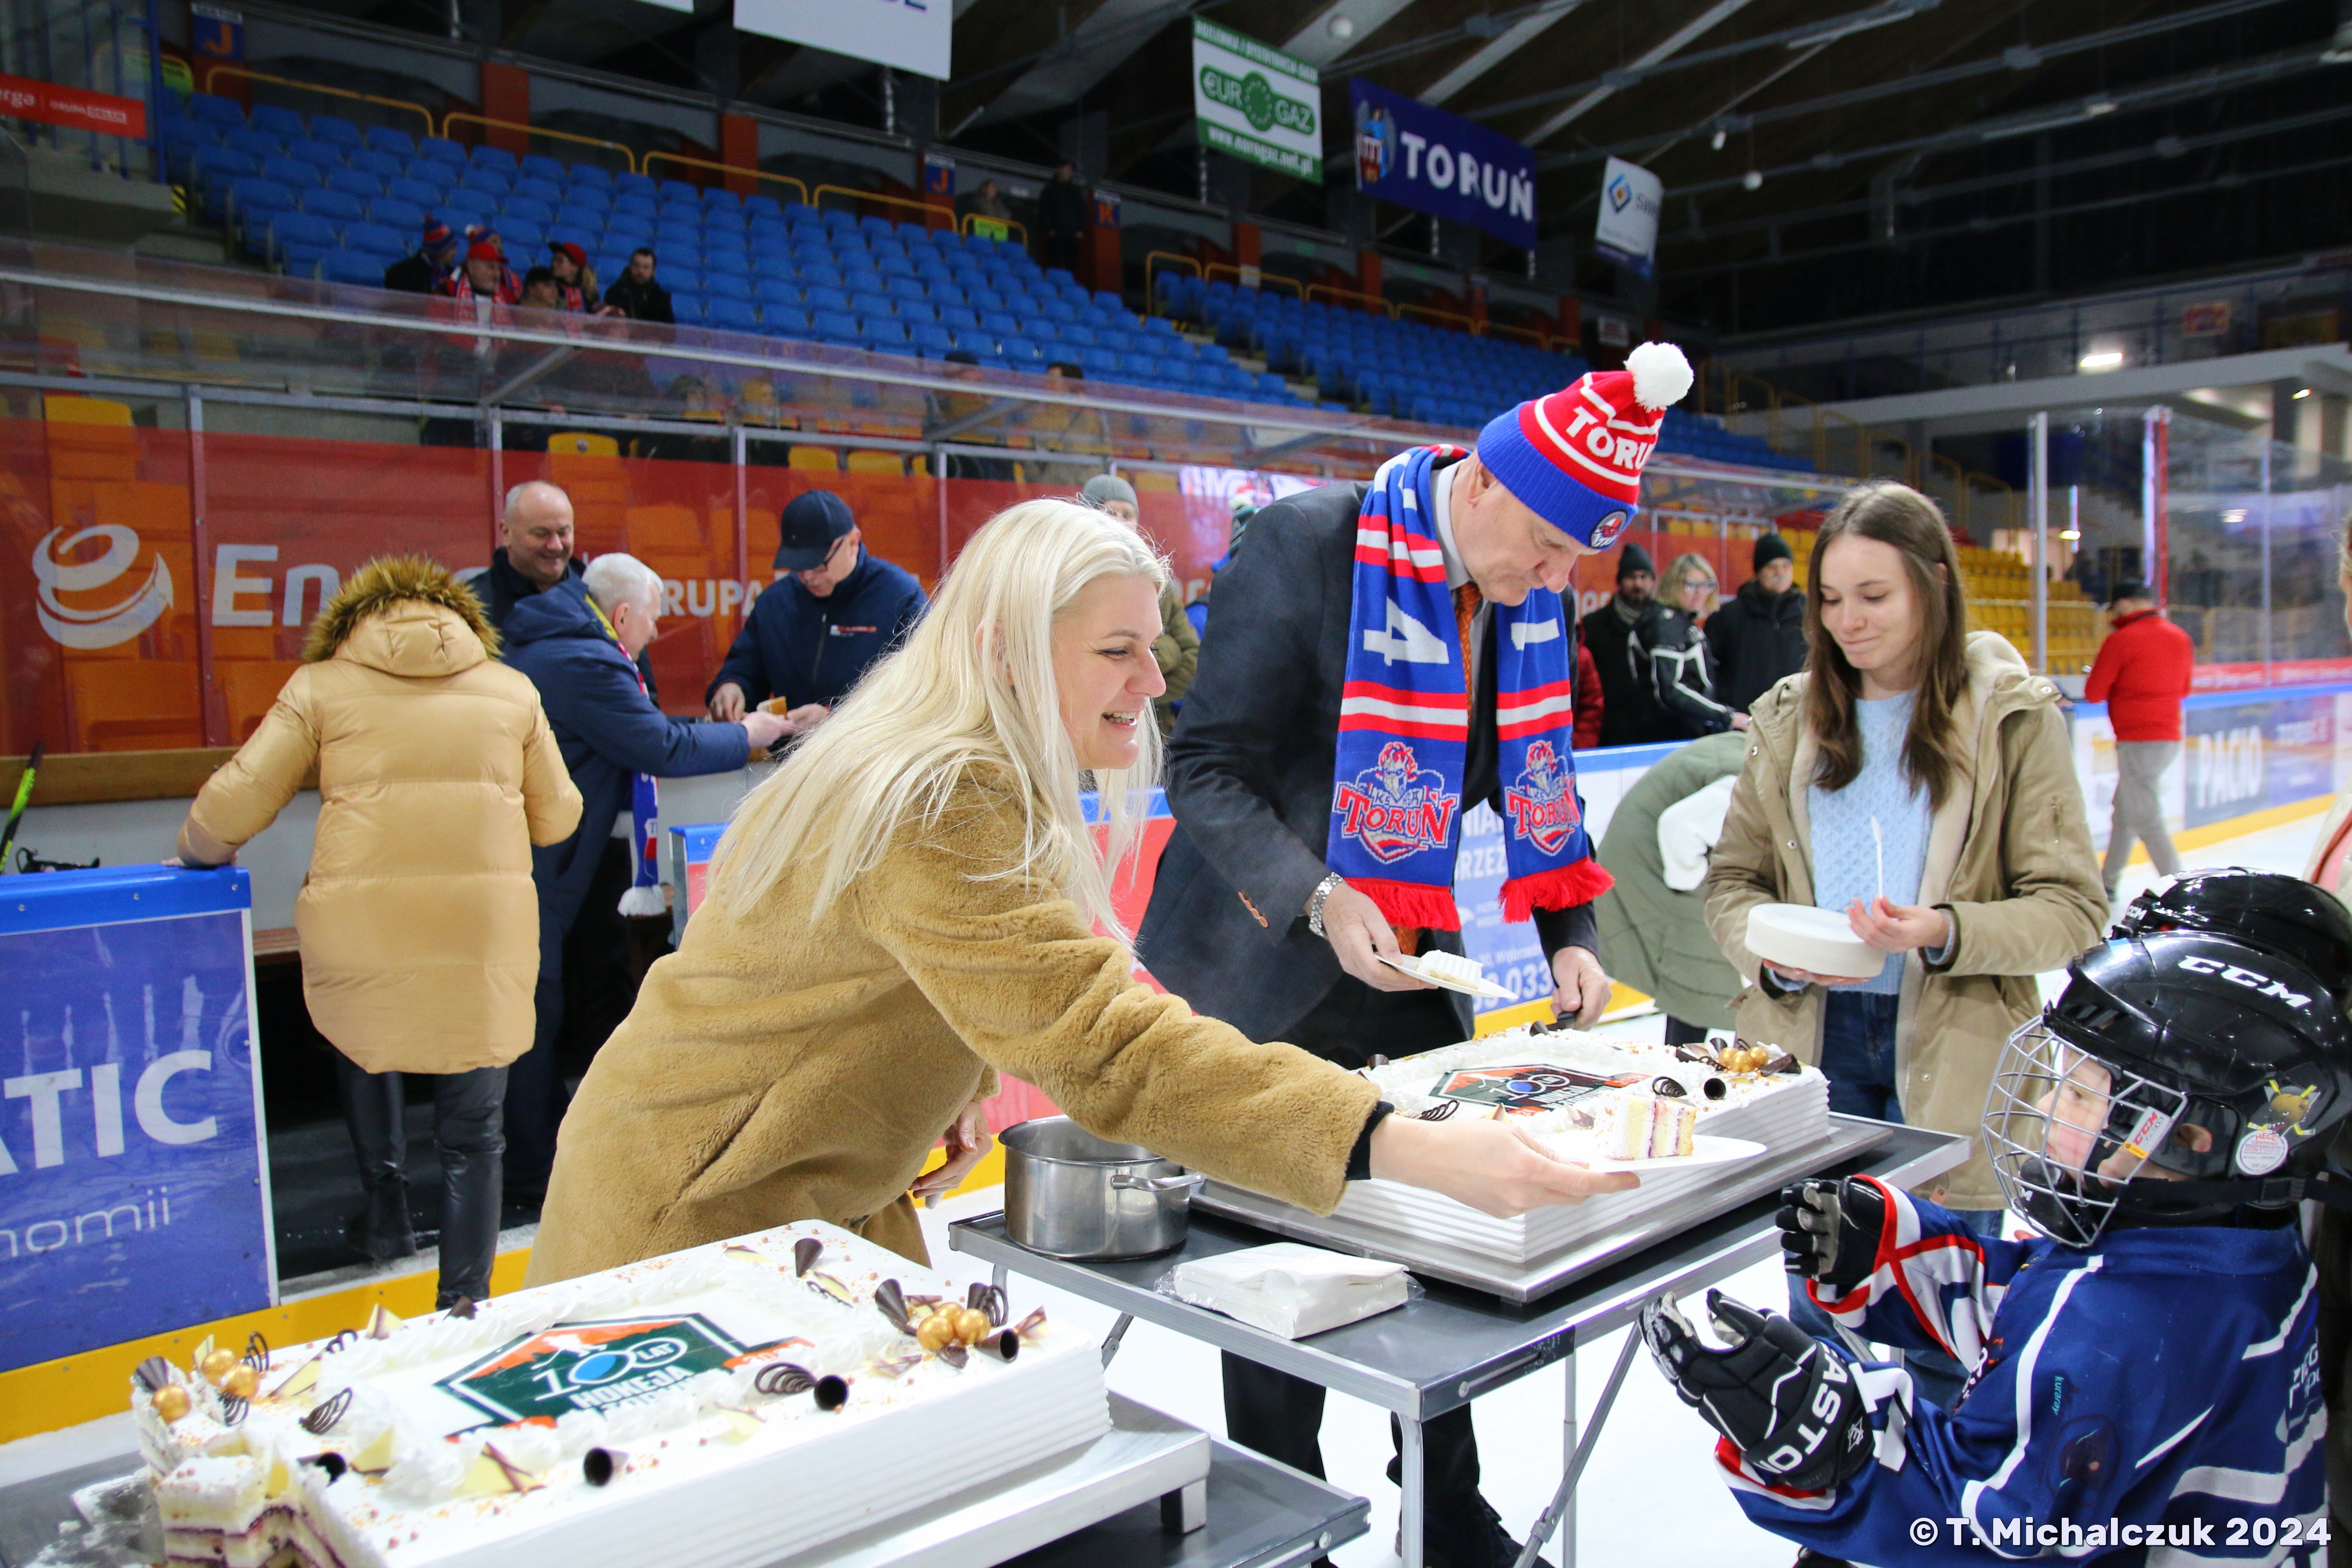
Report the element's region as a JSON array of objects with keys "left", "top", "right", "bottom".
[{"left": 1001, "top": 1117, "right": 1206, "bottom": 1260}]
